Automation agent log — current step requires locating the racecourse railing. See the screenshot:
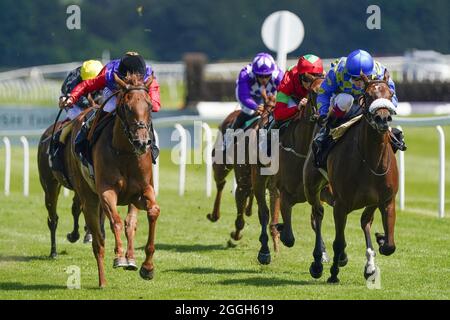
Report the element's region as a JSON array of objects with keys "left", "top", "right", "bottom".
[{"left": 0, "top": 115, "right": 448, "bottom": 218}]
